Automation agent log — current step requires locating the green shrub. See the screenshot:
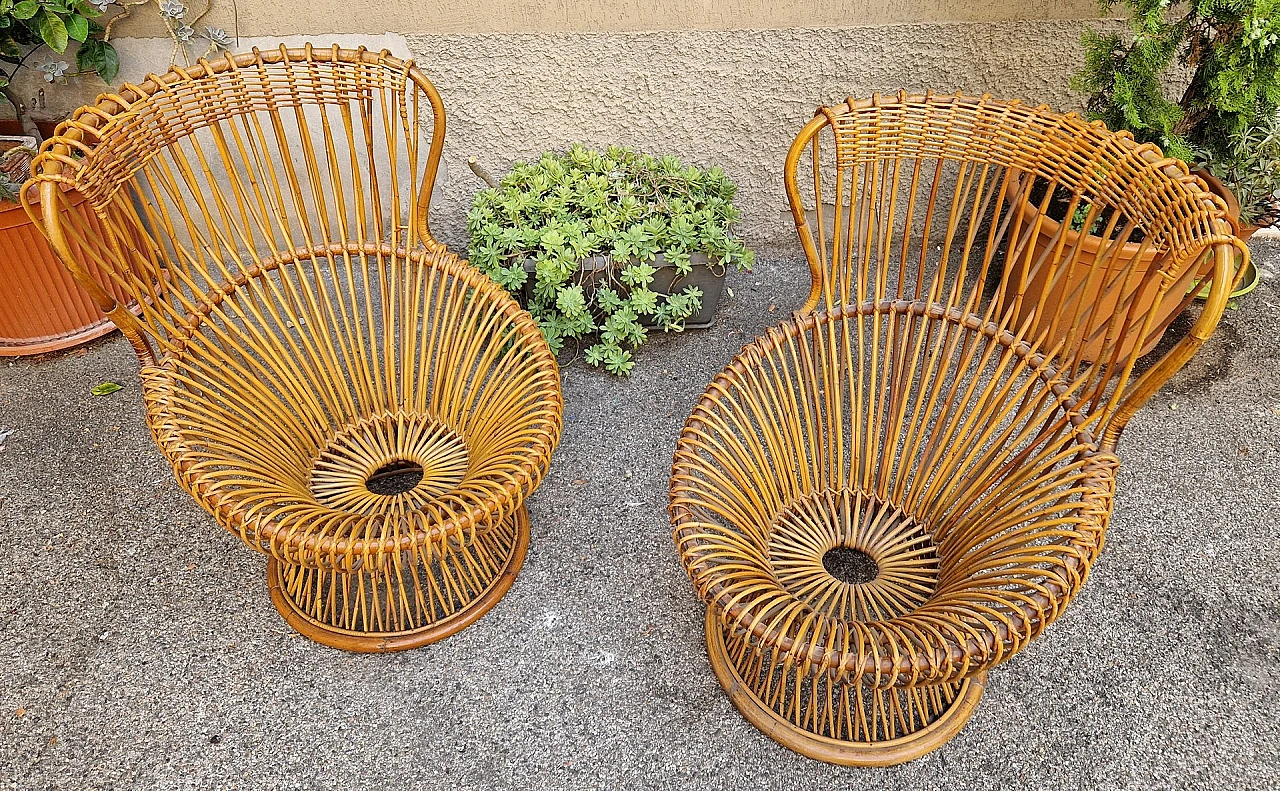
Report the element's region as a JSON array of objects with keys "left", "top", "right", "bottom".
[
  {"left": 468, "top": 144, "right": 753, "bottom": 376},
  {"left": 1073, "top": 0, "right": 1280, "bottom": 225},
  {"left": 0, "top": 0, "right": 120, "bottom": 87}
]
